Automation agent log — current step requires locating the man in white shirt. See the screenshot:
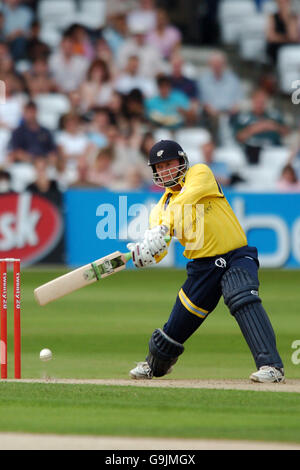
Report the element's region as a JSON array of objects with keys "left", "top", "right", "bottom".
[
  {"left": 114, "top": 55, "right": 157, "bottom": 98},
  {"left": 199, "top": 51, "right": 244, "bottom": 142},
  {"left": 49, "top": 33, "right": 90, "bottom": 94},
  {"left": 116, "top": 23, "right": 167, "bottom": 78}
]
